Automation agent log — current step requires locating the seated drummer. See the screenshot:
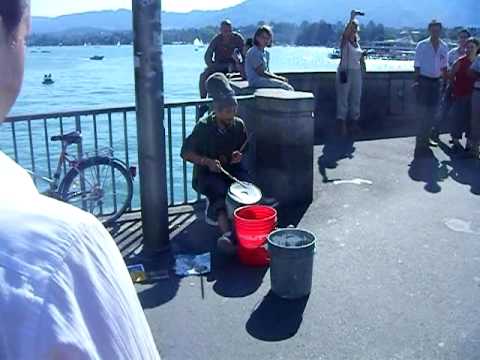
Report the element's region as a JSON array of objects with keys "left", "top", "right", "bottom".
[{"left": 181, "top": 73, "right": 250, "bottom": 254}]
